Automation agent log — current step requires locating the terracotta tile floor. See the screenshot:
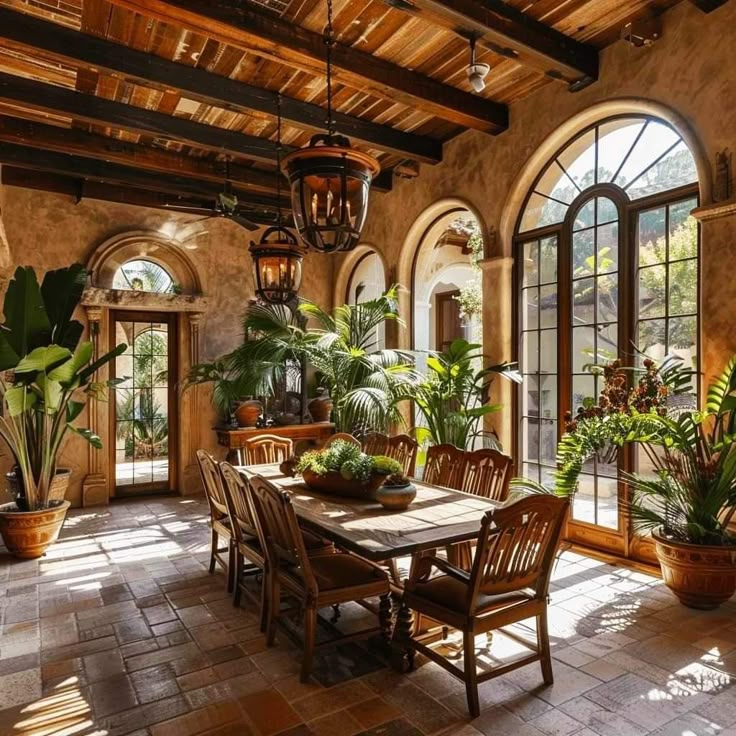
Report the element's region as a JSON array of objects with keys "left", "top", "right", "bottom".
[{"left": 2, "top": 496, "right": 736, "bottom": 736}]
